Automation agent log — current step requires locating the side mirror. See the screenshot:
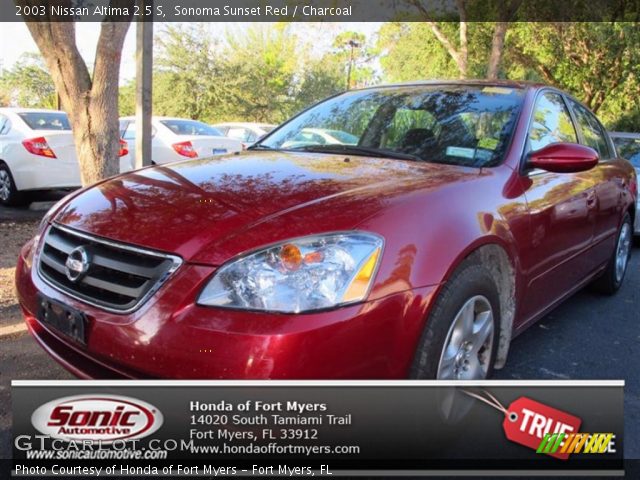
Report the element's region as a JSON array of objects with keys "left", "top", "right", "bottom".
[{"left": 528, "top": 143, "right": 599, "bottom": 173}]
